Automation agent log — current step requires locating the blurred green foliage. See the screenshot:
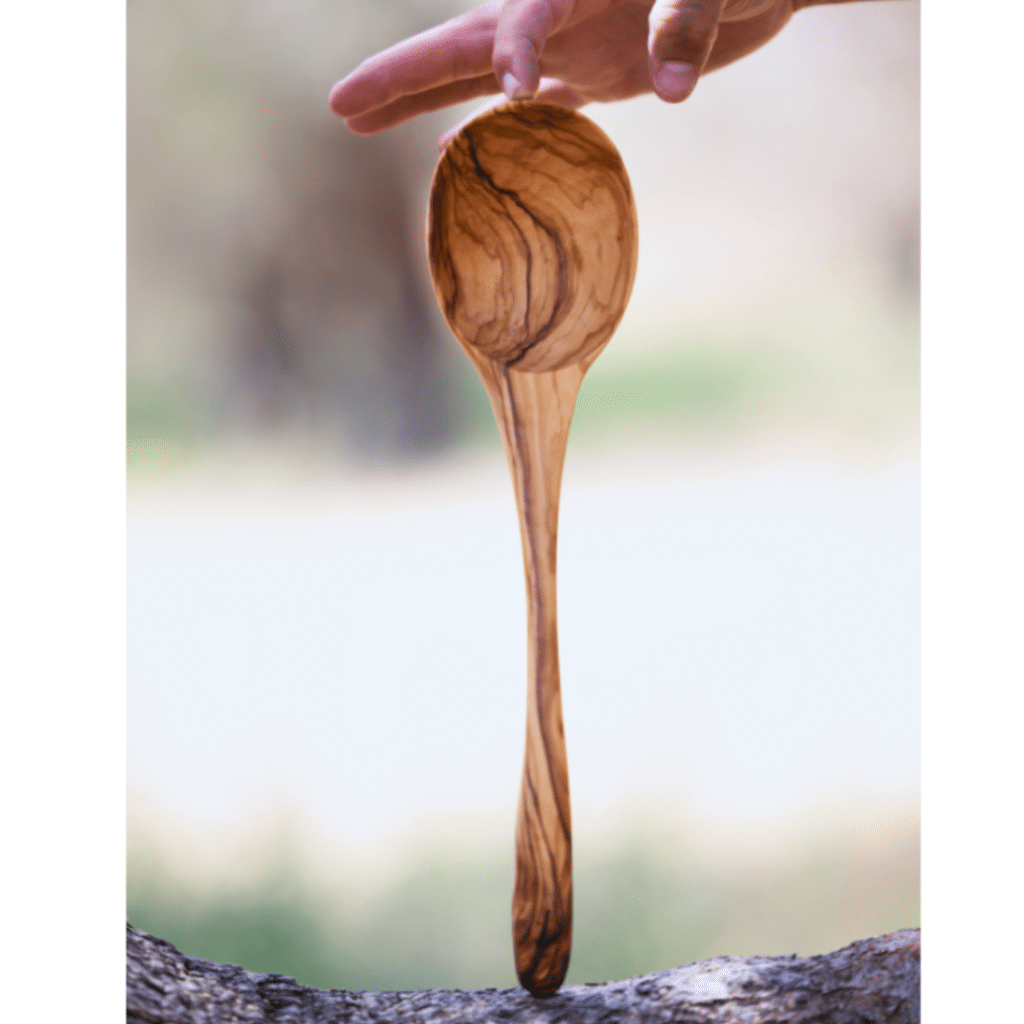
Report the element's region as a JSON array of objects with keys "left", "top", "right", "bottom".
[
  {"left": 125, "top": 346, "right": 768, "bottom": 456},
  {"left": 572, "top": 350, "right": 775, "bottom": 436},
  {"left": 128, "top": 818, "right": 918, "bottom": 992},
  {"left": 451, "top": 345, "right": 783, "bottom": 453},
  {"left": 127, "top": 379, "right": 204, "bottom": 443}
]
